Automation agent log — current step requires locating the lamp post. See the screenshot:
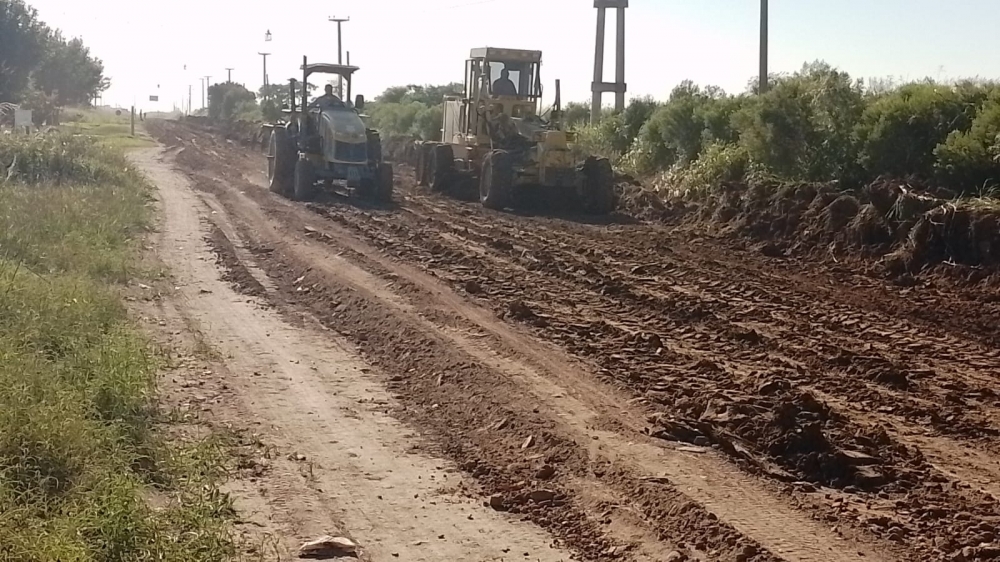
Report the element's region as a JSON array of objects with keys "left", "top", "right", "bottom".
[{"left": 260, "top": 29, "right": 273, "bottom": 101}]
